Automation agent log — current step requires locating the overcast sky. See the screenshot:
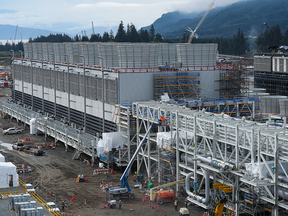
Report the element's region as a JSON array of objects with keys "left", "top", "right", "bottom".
[{"left": 0, "top": 0, "right": 243, "bottom": 34}]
